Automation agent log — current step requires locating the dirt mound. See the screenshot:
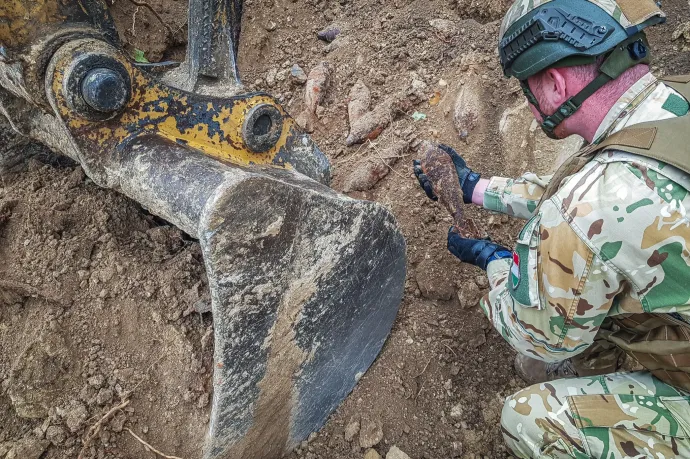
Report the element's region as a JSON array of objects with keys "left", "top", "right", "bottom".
[{"left": 0, "top": 147, "right": 212, "bottom": 458}]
